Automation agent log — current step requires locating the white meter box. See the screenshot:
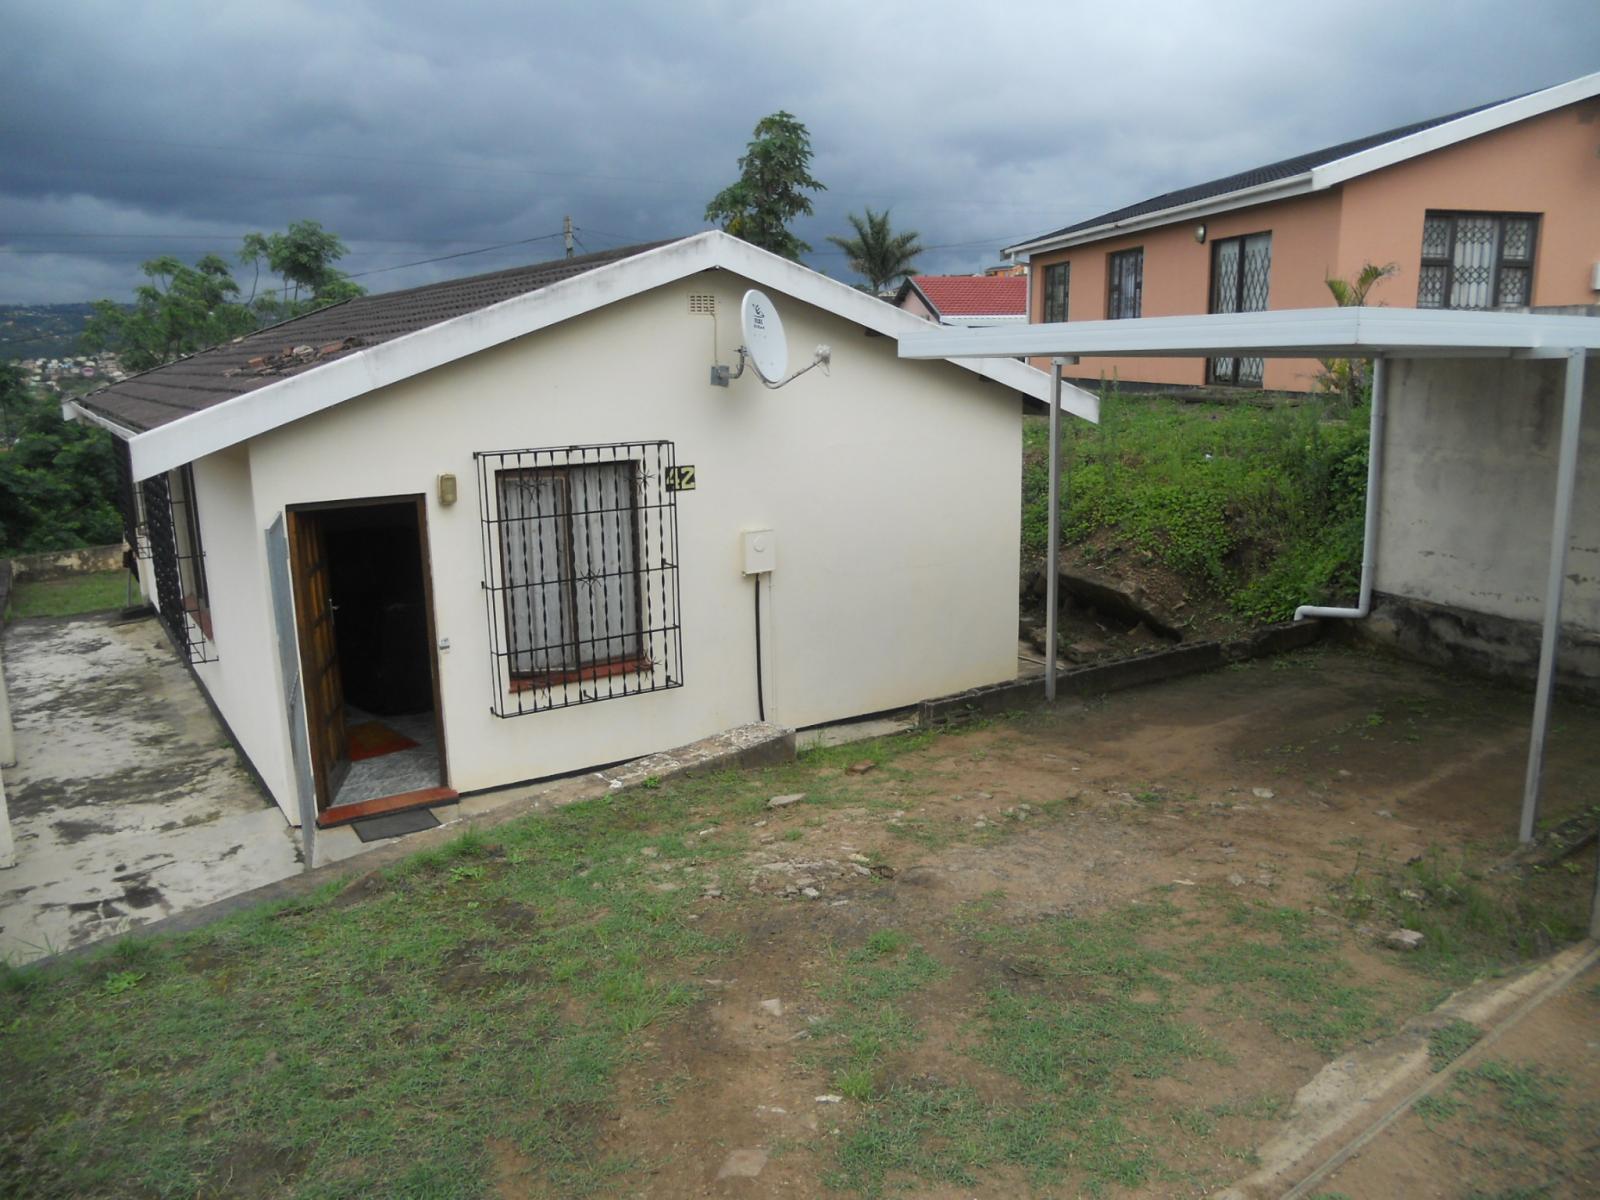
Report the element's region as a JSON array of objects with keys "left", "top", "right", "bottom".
[{"left": 742, "top": 529, "right": 776, "bottom": 575}]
